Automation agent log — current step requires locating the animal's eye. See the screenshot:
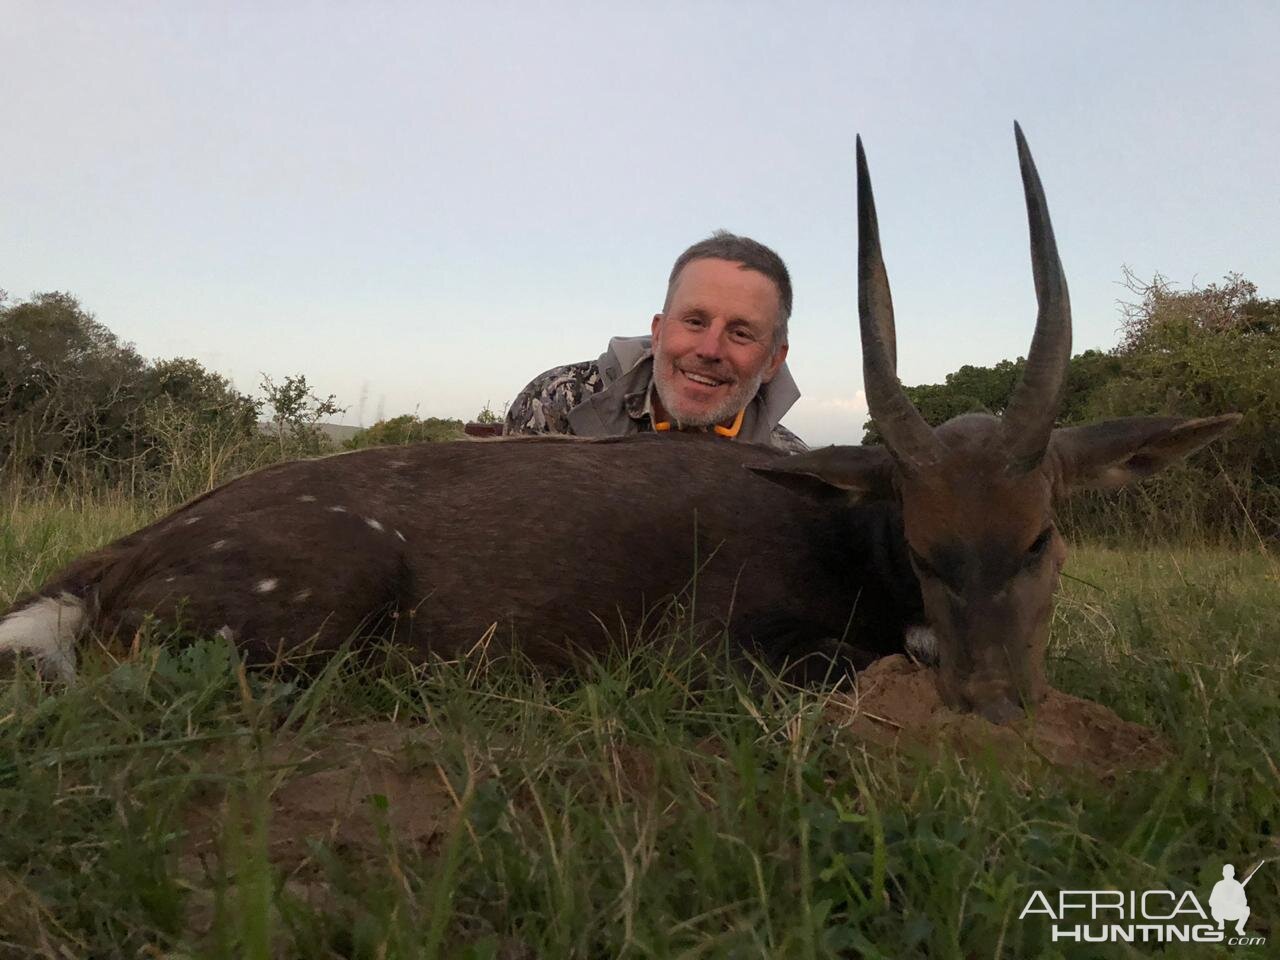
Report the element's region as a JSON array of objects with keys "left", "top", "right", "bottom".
[
  {"left": 909, "top": 545, "right": 964, "bottom": 599},
  {"left": 1025, "top": 526, "right": 1054, "bottom": 563}
]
